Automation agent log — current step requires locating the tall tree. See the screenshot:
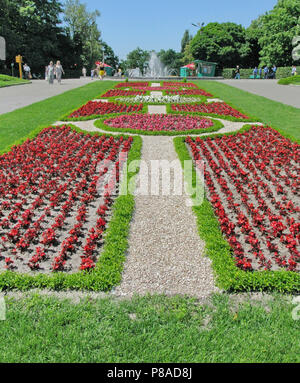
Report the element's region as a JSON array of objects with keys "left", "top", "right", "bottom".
[
  {"left": 125, "top": 47, "right": 150, "bottom": 75},
  {"left": 157, "top": 49, "right": 182, "bottom": 75},
  {"left": 250, "top": 0, "right": 300, "bottom": 66},
  {"left": 181, "top": 29, "right": 192, "bottom": 53},
  {"left": 64, "top": 0, "right": 102, "bottom": 69},
  {"left": 189, "top": 22, "right": 252, "bottom": 68}
]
